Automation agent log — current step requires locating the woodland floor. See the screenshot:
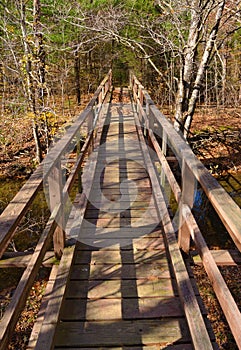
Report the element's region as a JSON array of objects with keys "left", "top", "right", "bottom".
[
  {"left": 189, "top": 106, "right": 241, "bottom": 175},
  {"left": 0, "top": 104, "right": 241, "bottom": 349}
]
